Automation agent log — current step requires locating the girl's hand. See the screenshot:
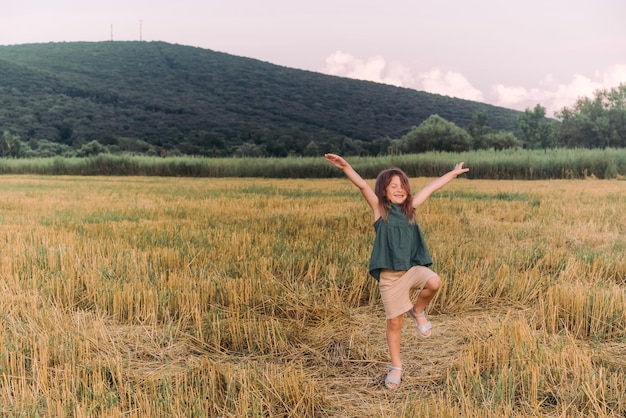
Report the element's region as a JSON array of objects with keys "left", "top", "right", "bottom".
[
  {"left": 452, "top": 162, "right": 470, "bottom": 177},
  {"left": 324, "top": 153, "right": 349, "bottom": 169}
]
